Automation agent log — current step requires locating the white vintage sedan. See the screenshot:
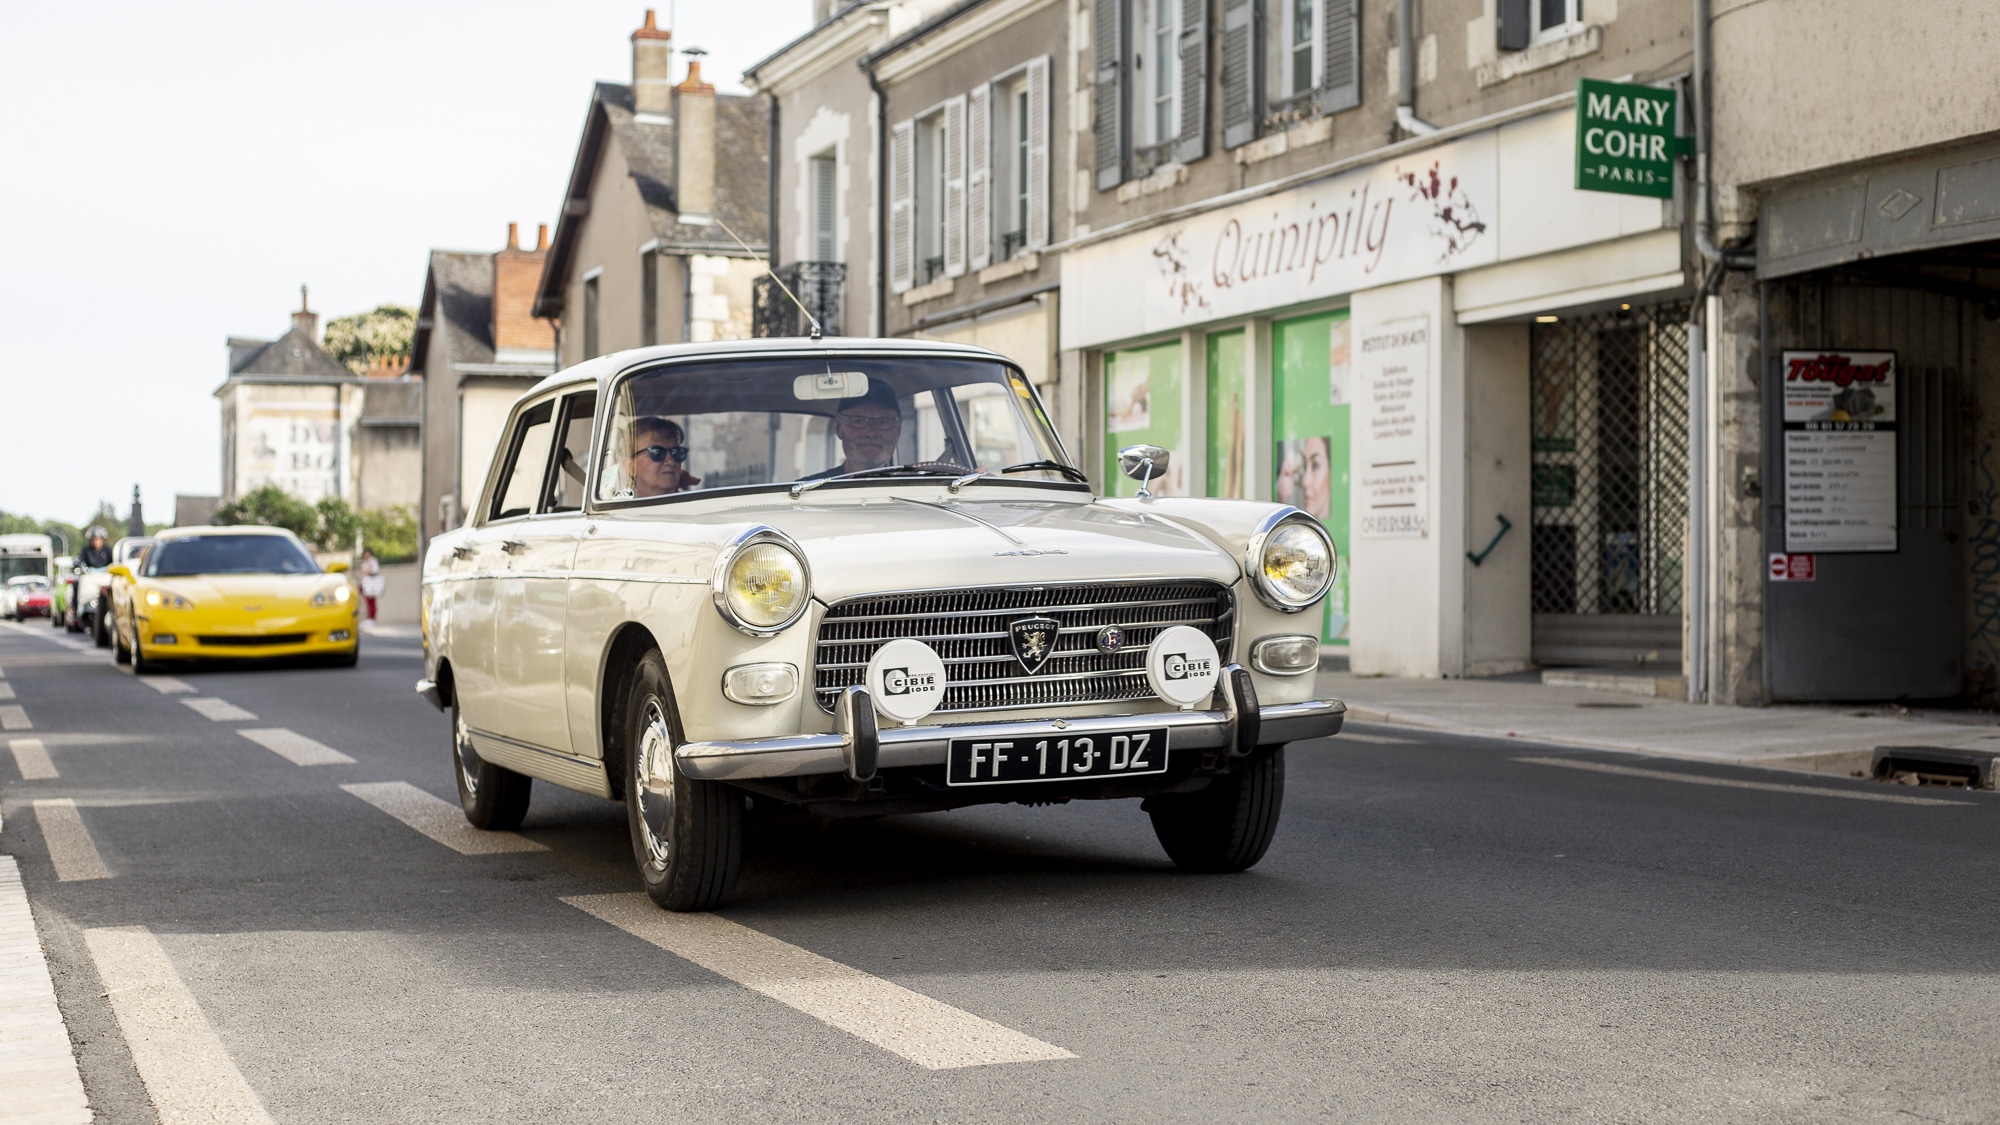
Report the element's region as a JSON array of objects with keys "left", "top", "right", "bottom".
[{"left": 419, "top": 338, "right": 1345, "bottom": 910}]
